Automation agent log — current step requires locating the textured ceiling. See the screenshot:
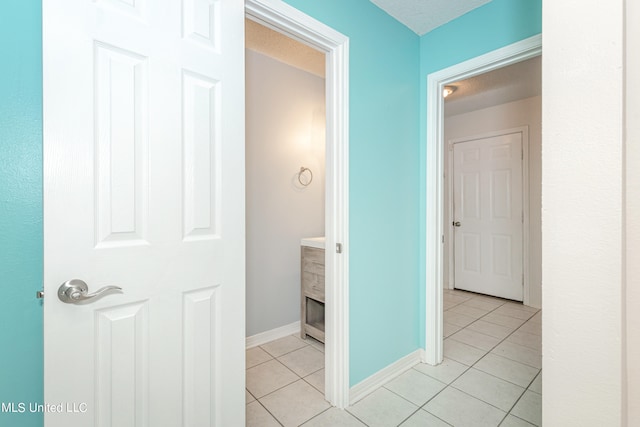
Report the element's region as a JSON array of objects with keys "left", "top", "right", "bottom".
[
  {"left": 245, "top": 19, "right": 325, "bottom": 78},
  {"left": 444, "top": 56, "right": 542, "bottom": 117},
  {"left": 370, "top": 0, "right": 492, "bottom": 35}
]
